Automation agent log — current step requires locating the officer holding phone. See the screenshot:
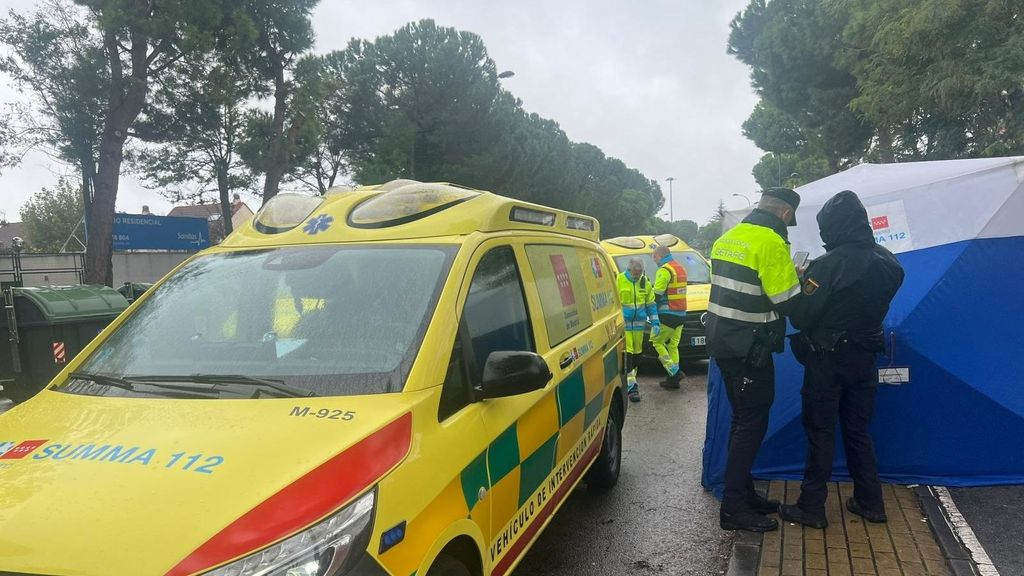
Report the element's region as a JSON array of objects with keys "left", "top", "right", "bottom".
[
  {"left": 707, "top": 187, "right": 803, "bottom": 532},
  {"left": 780, "top": 190, "right": 904, "bottom": 529},
  {"left": 793, "top": 251, "right": 810, "bottom": 274}
]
